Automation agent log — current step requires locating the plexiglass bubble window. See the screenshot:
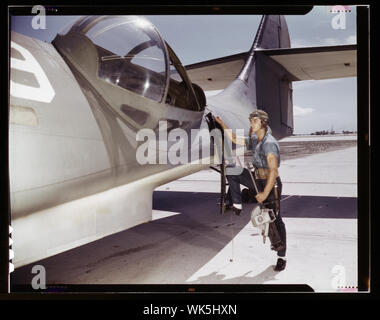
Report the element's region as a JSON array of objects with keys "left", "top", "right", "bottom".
[{"left": 79, "top": 16, "right": 168, "bottom": 102}]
